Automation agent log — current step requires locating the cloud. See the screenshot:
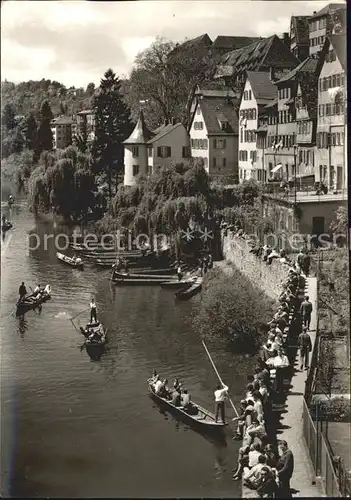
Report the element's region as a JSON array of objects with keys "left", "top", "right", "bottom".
[{"left": 1, "top": 0, "right": 340, "bottom": 87}]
